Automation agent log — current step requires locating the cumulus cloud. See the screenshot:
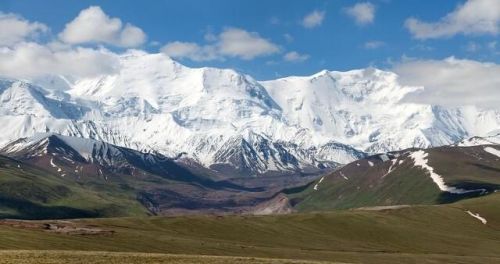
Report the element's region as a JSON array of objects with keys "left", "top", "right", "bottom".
[
  {"left": 161, "top": 28, "right": 280, "bottom": 61},
  {"left": 0, "top": 8, "right": 120, "bottom": 80},
  {"left": 160, "top": 41, "right": 218, "bottom": 61},
  {"left": 218, "top": 28, "right": 280, "bottom": 59},
  {"left": 59, "top": 6, "right": 146, "bottom": 47},
  {"left": 0, "top": 12, "right": 48, "bottom": 46},
  {"left": 405, "top": 0, "right": 500, "bottom": 39},
  {"left": 364, "top": 40, "right": 385, "bottom": 49},
  {"left": 301, "top": 10, "right": 326, "bottom": 28},
  {"left": 0, "top": 42, "right": 119, "bottom": 79},
  {"left": 344, "top": 2, "right": 376, "bottom": 25},
  {"left": 393, "top": 57, "right": 500, "bottom": 108},
  {"left": 283, "top": 51, "right": 310, "bottom": 62}
]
